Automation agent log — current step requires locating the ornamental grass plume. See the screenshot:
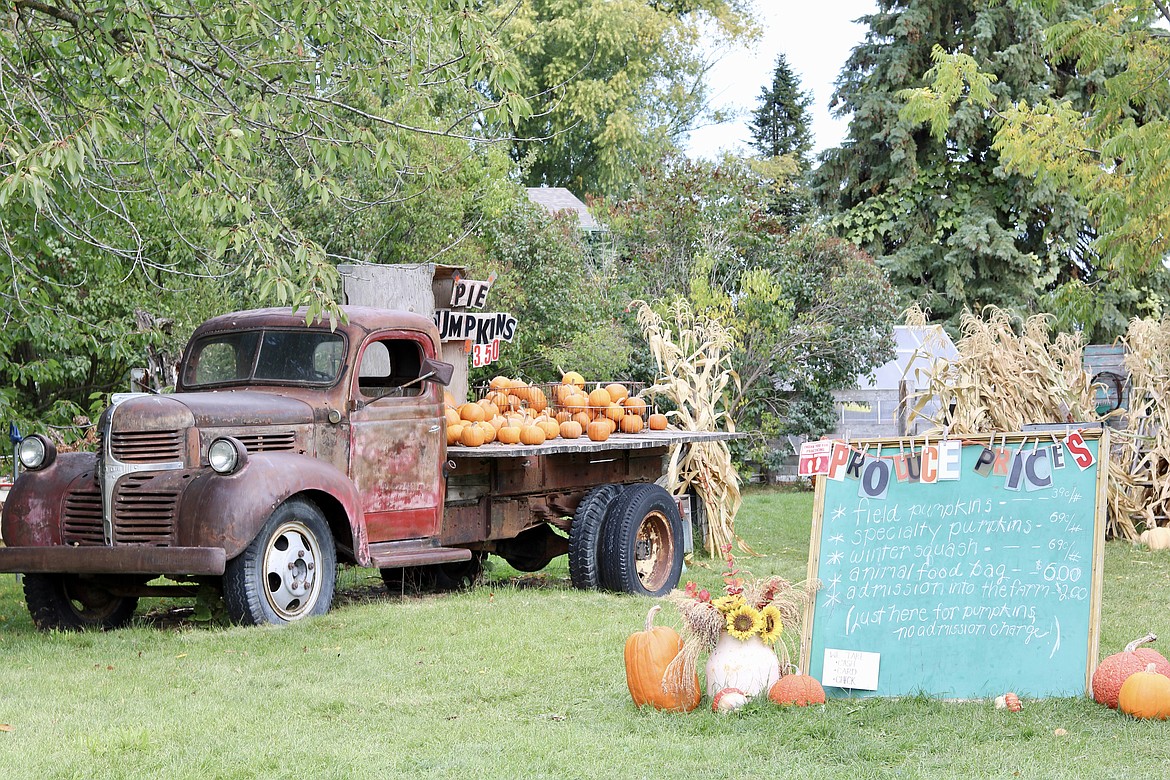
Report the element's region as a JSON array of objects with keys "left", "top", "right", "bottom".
[{"left": 662, "top": 545, "right": 816, "bottom": 696}]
